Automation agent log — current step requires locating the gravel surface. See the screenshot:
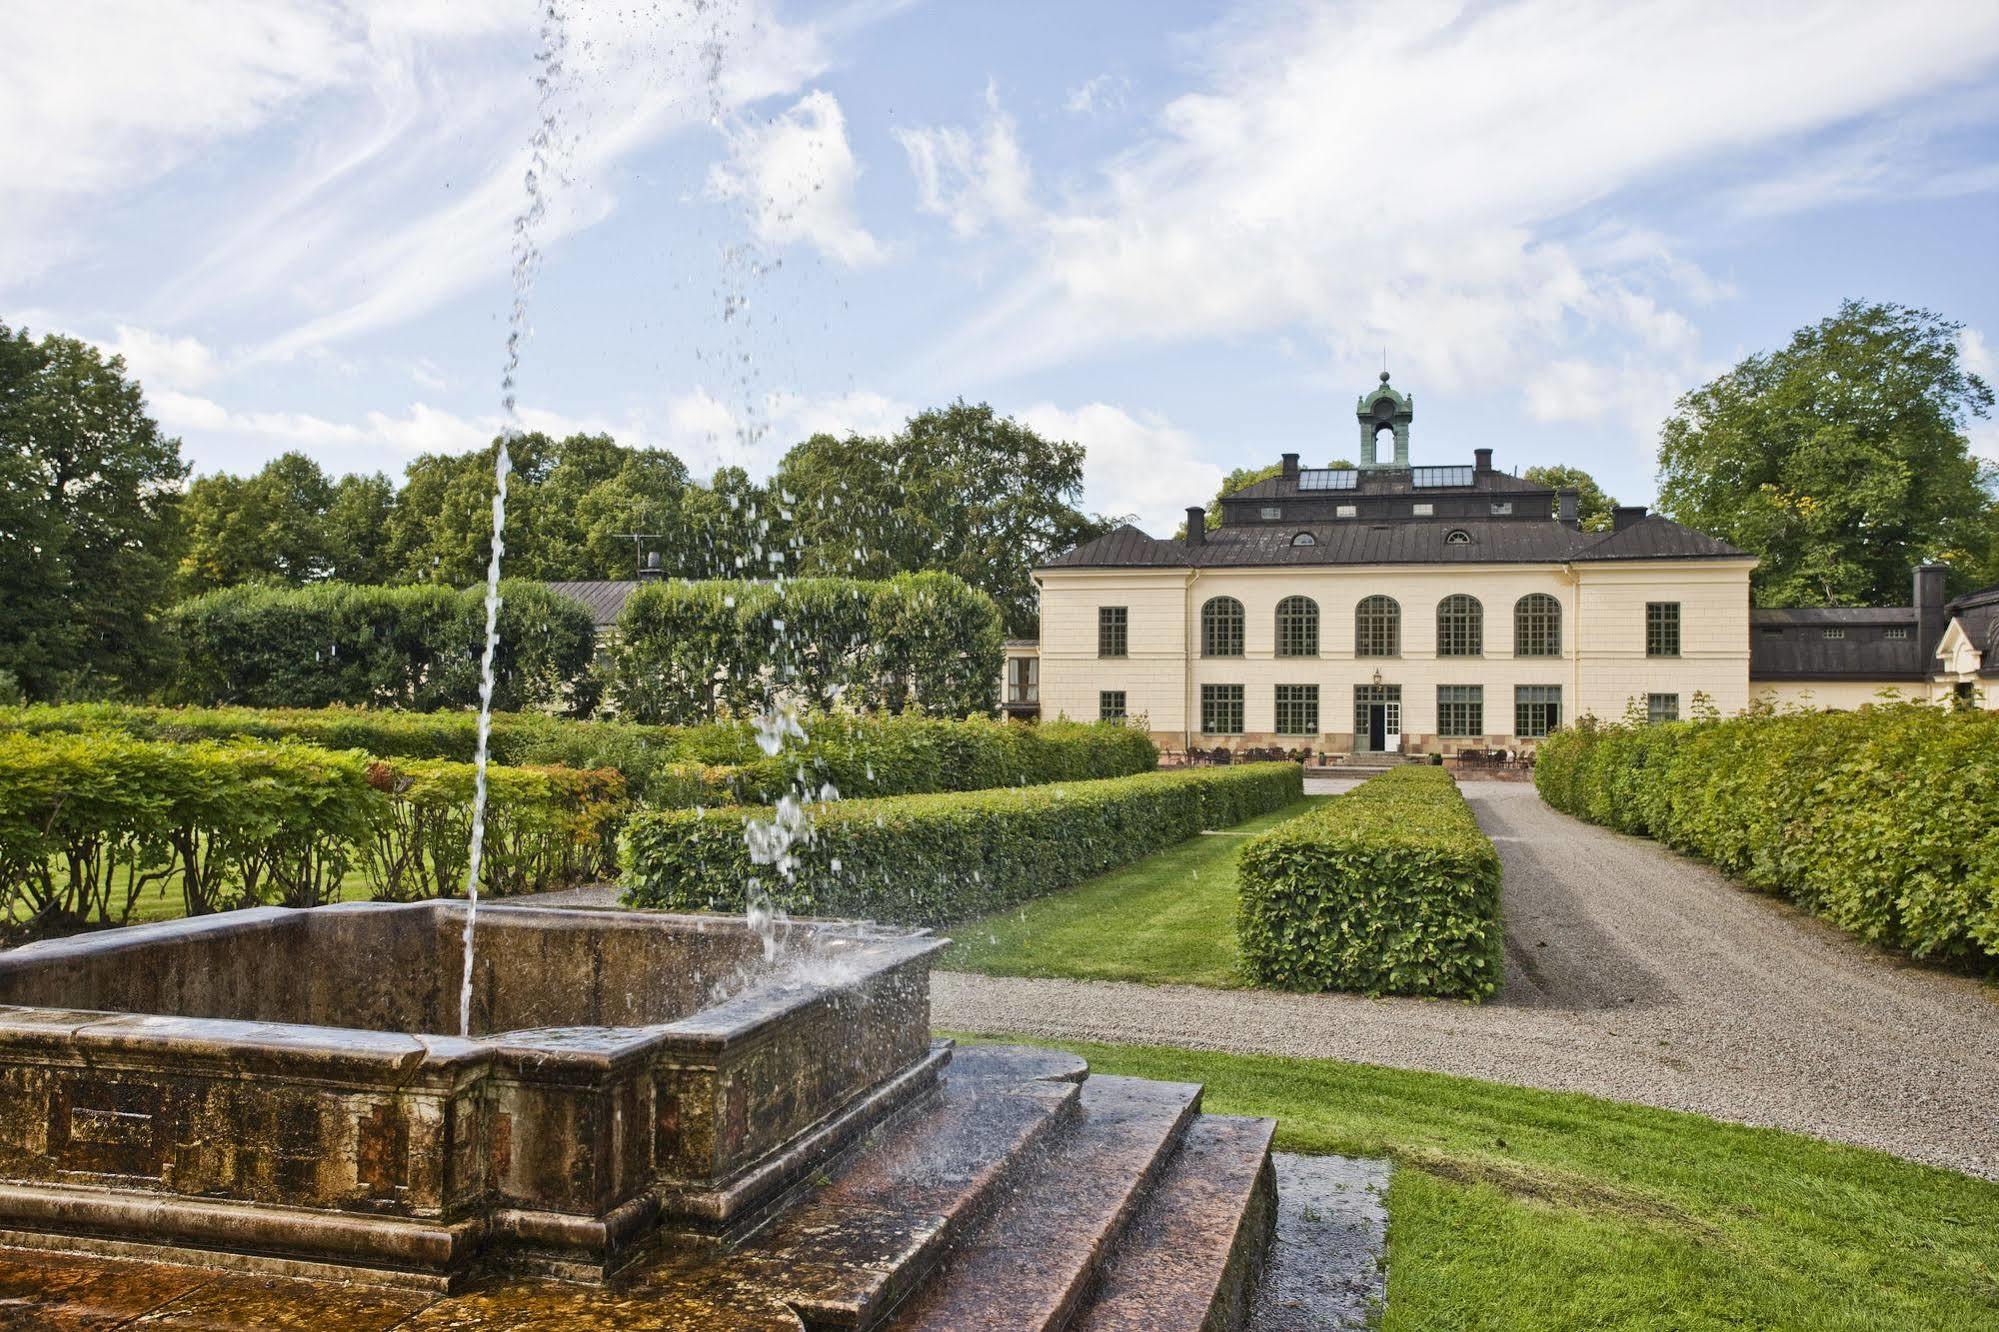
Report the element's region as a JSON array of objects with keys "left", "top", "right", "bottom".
[{"left": 935, "top": 778, "right": 1999, "bottom": 1179}]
